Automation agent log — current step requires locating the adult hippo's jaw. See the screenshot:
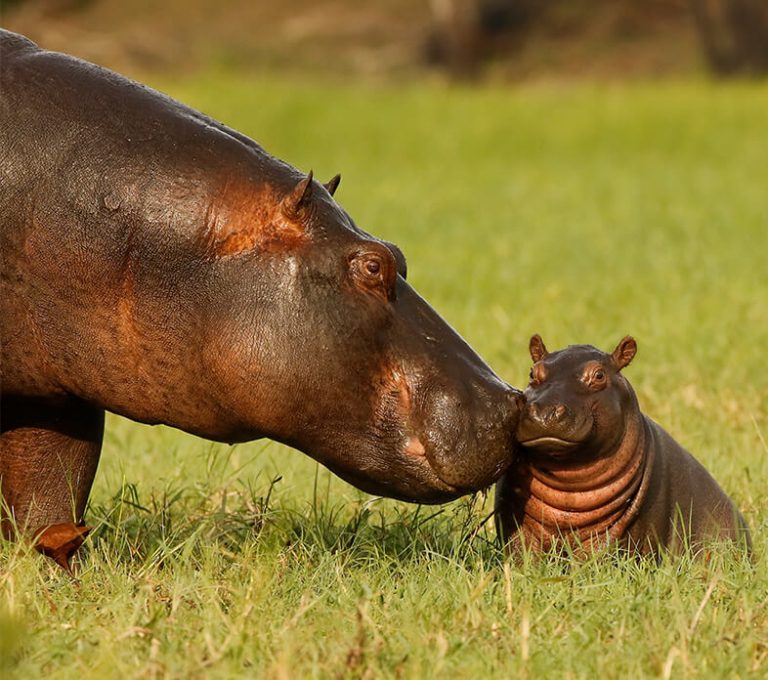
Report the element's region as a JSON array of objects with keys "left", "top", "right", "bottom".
[{"left": 360, "top": 363, "right": 523, "bottom": 503}]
